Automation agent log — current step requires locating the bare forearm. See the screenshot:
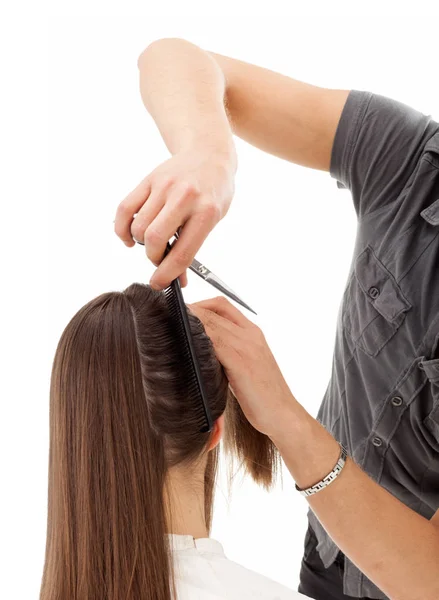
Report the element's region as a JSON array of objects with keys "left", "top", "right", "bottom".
[
  {"left": 272, "top": 400, "right": 439, "bottom": 600},
  {"left": 137, "top": 38, "right": 235, "bottom": 160}
]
